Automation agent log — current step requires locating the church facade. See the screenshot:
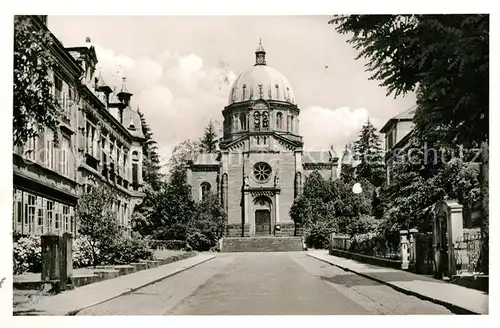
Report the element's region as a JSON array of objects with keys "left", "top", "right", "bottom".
[{"left": 187, "top": 42, "right": 339, "bottom": 237}]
